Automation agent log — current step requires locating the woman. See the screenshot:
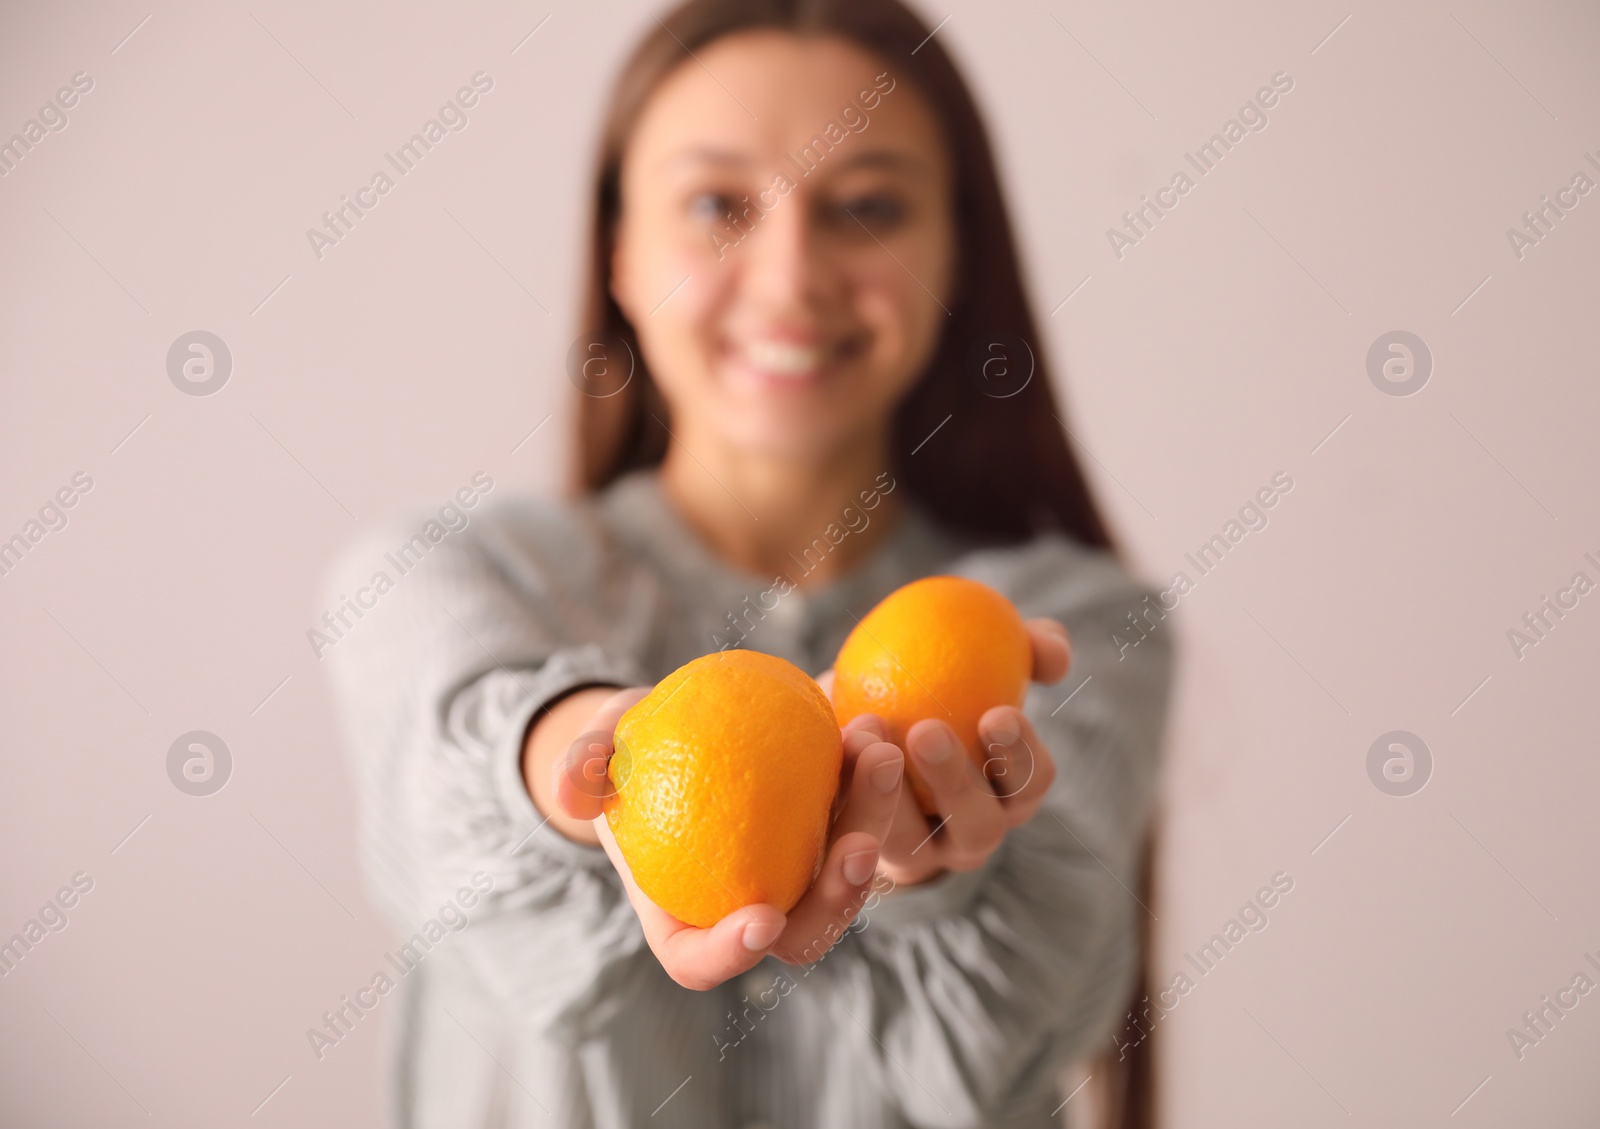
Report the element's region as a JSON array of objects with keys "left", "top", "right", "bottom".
[{"left": 323, "top": 1, "right": 1171, "bottom": 1125}]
